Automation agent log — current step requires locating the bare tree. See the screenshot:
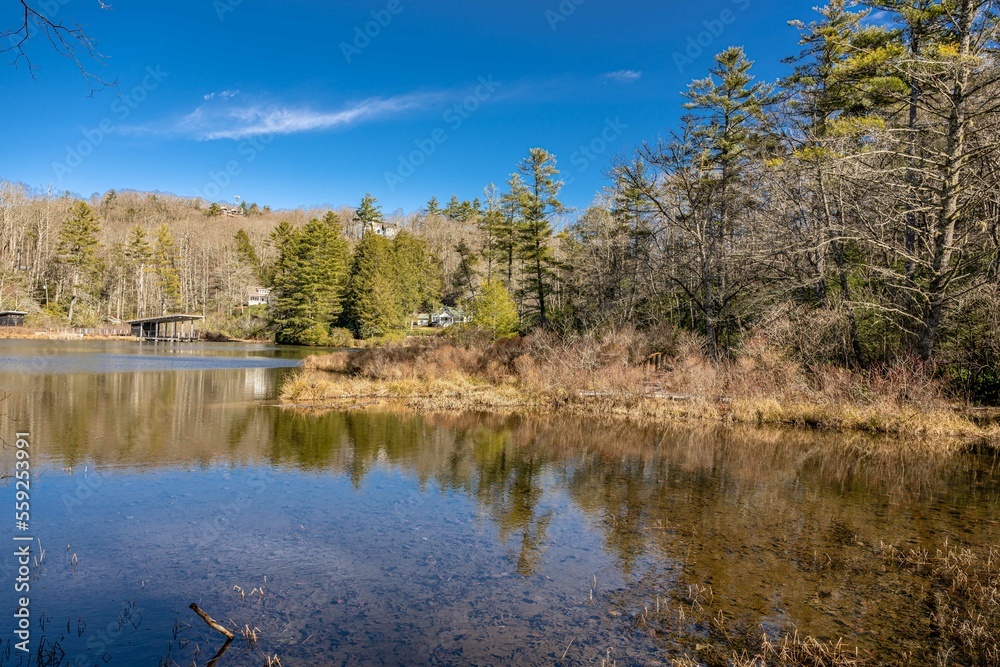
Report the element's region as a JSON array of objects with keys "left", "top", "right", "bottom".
[{"left": 1, "top": 0, "right": 115, "bottom": 92}]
